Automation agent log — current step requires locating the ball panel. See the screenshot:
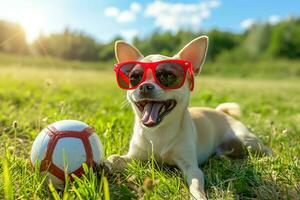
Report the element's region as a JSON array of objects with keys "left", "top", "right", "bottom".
[
  {"left": 88, "top": 133, "right": 104, "bottom": 165},
  {"left": 51, "top": 120, "right": 89, "bottom": 132},
  {"left": 52, "top": 137, "right": 86, "bottom": 173},
  {"left": 30, "top": 129, "right": 51, "bottom": 165}
]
